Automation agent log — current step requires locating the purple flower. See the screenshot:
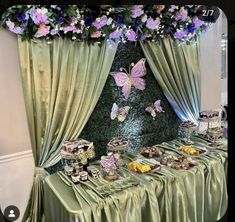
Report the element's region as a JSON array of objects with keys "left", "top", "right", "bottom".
[
  {"left": 131, "top": 5, "right": 144, "bottom": 18},
  {"left": 92, "top": 15, "right": 108, "bottom": 29},
  {"left": 193, "top": 16, "right": 204, "bottom": 28},
  {"left": 146, "top": 17, "right": 161, "bottom": 30},
  {"left": 63, "top": 25, "right": 76, "bottom": 33},
  {"left": 84, "top": 15, "right": 93, "bottom": 26},
  {"left": 140, "top": 34, "right": 147, "bottom": 41},
  {"left": 50, "top": 29, "right": 59, "bottom": 35},
  {"left": 168, "top": 5, "right": 178, "bottom": 12},
  {"left": 56, "top": 15, "right": 65, "bottom": 24},
  {"left": 29, "top": 7, "right": 49, "bottom": 25},
  {"left": 6, "top": 20, "right": 24, "bottom": 34},
  {"left": 188, "top": 25, "right": 195, "bottom": 33},
  {"left": 117, "top": 15, "right": 125, "bottom": 25},
  {"left": 175, "top": 8, "right": 188, "bottom": 21},
  {"left": 174, "top": 29, "right": 187, "bottom": 40},
  {"left": 109, "top": 30, "right": 121, "bottom": 39},
  {"left": 125, "top": 30, "right": 136, "bottom": 41},
  {"left": 16, "top": 11, "right": 29, "bottom": 22}
]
